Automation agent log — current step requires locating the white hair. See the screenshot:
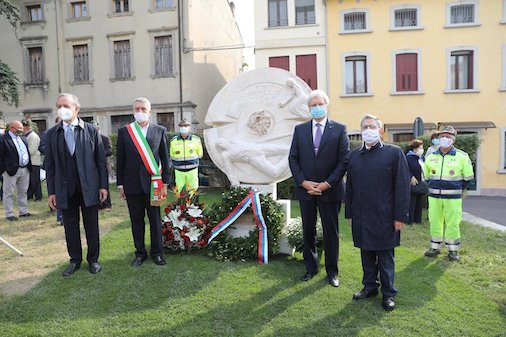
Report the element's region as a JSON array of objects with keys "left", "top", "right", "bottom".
[
  {"left": 57, "top": 93, "right": 80, "bottom": 108},
  {"left": 360, "top": 113, "right": 383, "bottom": 129},
  {"left": 133, "top": 97, "right": 151, "bottom": 111},
  {"left": 307, "top": 90, "right": 330, "bottom": 106}
]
